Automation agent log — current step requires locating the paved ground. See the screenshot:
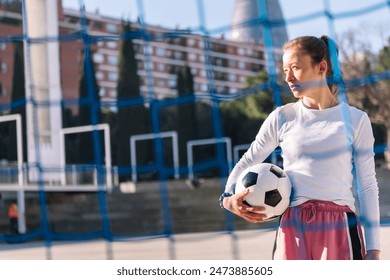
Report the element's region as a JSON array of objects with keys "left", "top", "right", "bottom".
[
  {"left": 1, "top": 166, "right": 390, "bottom": 260},
  {"left": 0, "top": 226, "right": 389, "bottom": 260}
]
